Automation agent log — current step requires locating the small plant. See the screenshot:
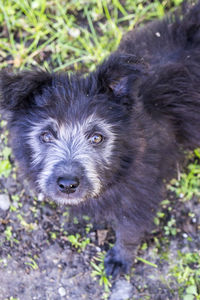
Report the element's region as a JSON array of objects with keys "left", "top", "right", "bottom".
[
  {"left": 0, "top": 146, "right": 12, "bottom": 178},
  {"left": 4, "top": 226, "right": 19, "bottom": 245},
  {"left": 85, "top": 222, "right": 93, "bottom": 234},
  {"left": 73, "top": 217, "right": 79, "bottom": 224},
  {"left": 68, "top": 233, "right": 90, "bottom": 252},
  {"left": 170, "top": 251, "right": 200, "bottom": 299},
  {"left": 91, "top": 252, "right": 111, "bottom": 297},
  {"left": 169, "top": 149, "right": 200, "bottom": 201},
  {"left": 164, "top": 217, "right": 177, "bottom": 236},
  {"left": 154, "top": 210, "right": 166, "bottom": 226},
  {"left": 25, "top": 257, "right": 39, "bottom": 270},
  {"left": 17, "top": 214, "right": 37, "bottom": 232},
  {"left": 4, "top": 226, "right": 13, "bottom": 241},
  {"left": 50, "top": 232, "right": 57, "bottom": 240},
  {"left": 136, "top": 256, "right": 158, "bottom": 268}
]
